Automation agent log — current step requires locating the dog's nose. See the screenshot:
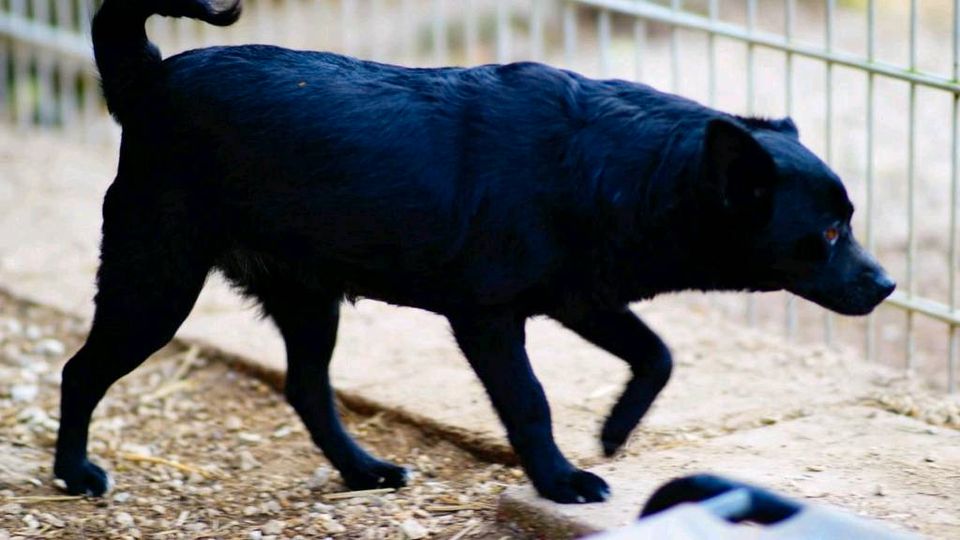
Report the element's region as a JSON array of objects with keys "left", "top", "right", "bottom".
[{"left": 871, "top": 272, "right": 896, "bottom": 299}]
